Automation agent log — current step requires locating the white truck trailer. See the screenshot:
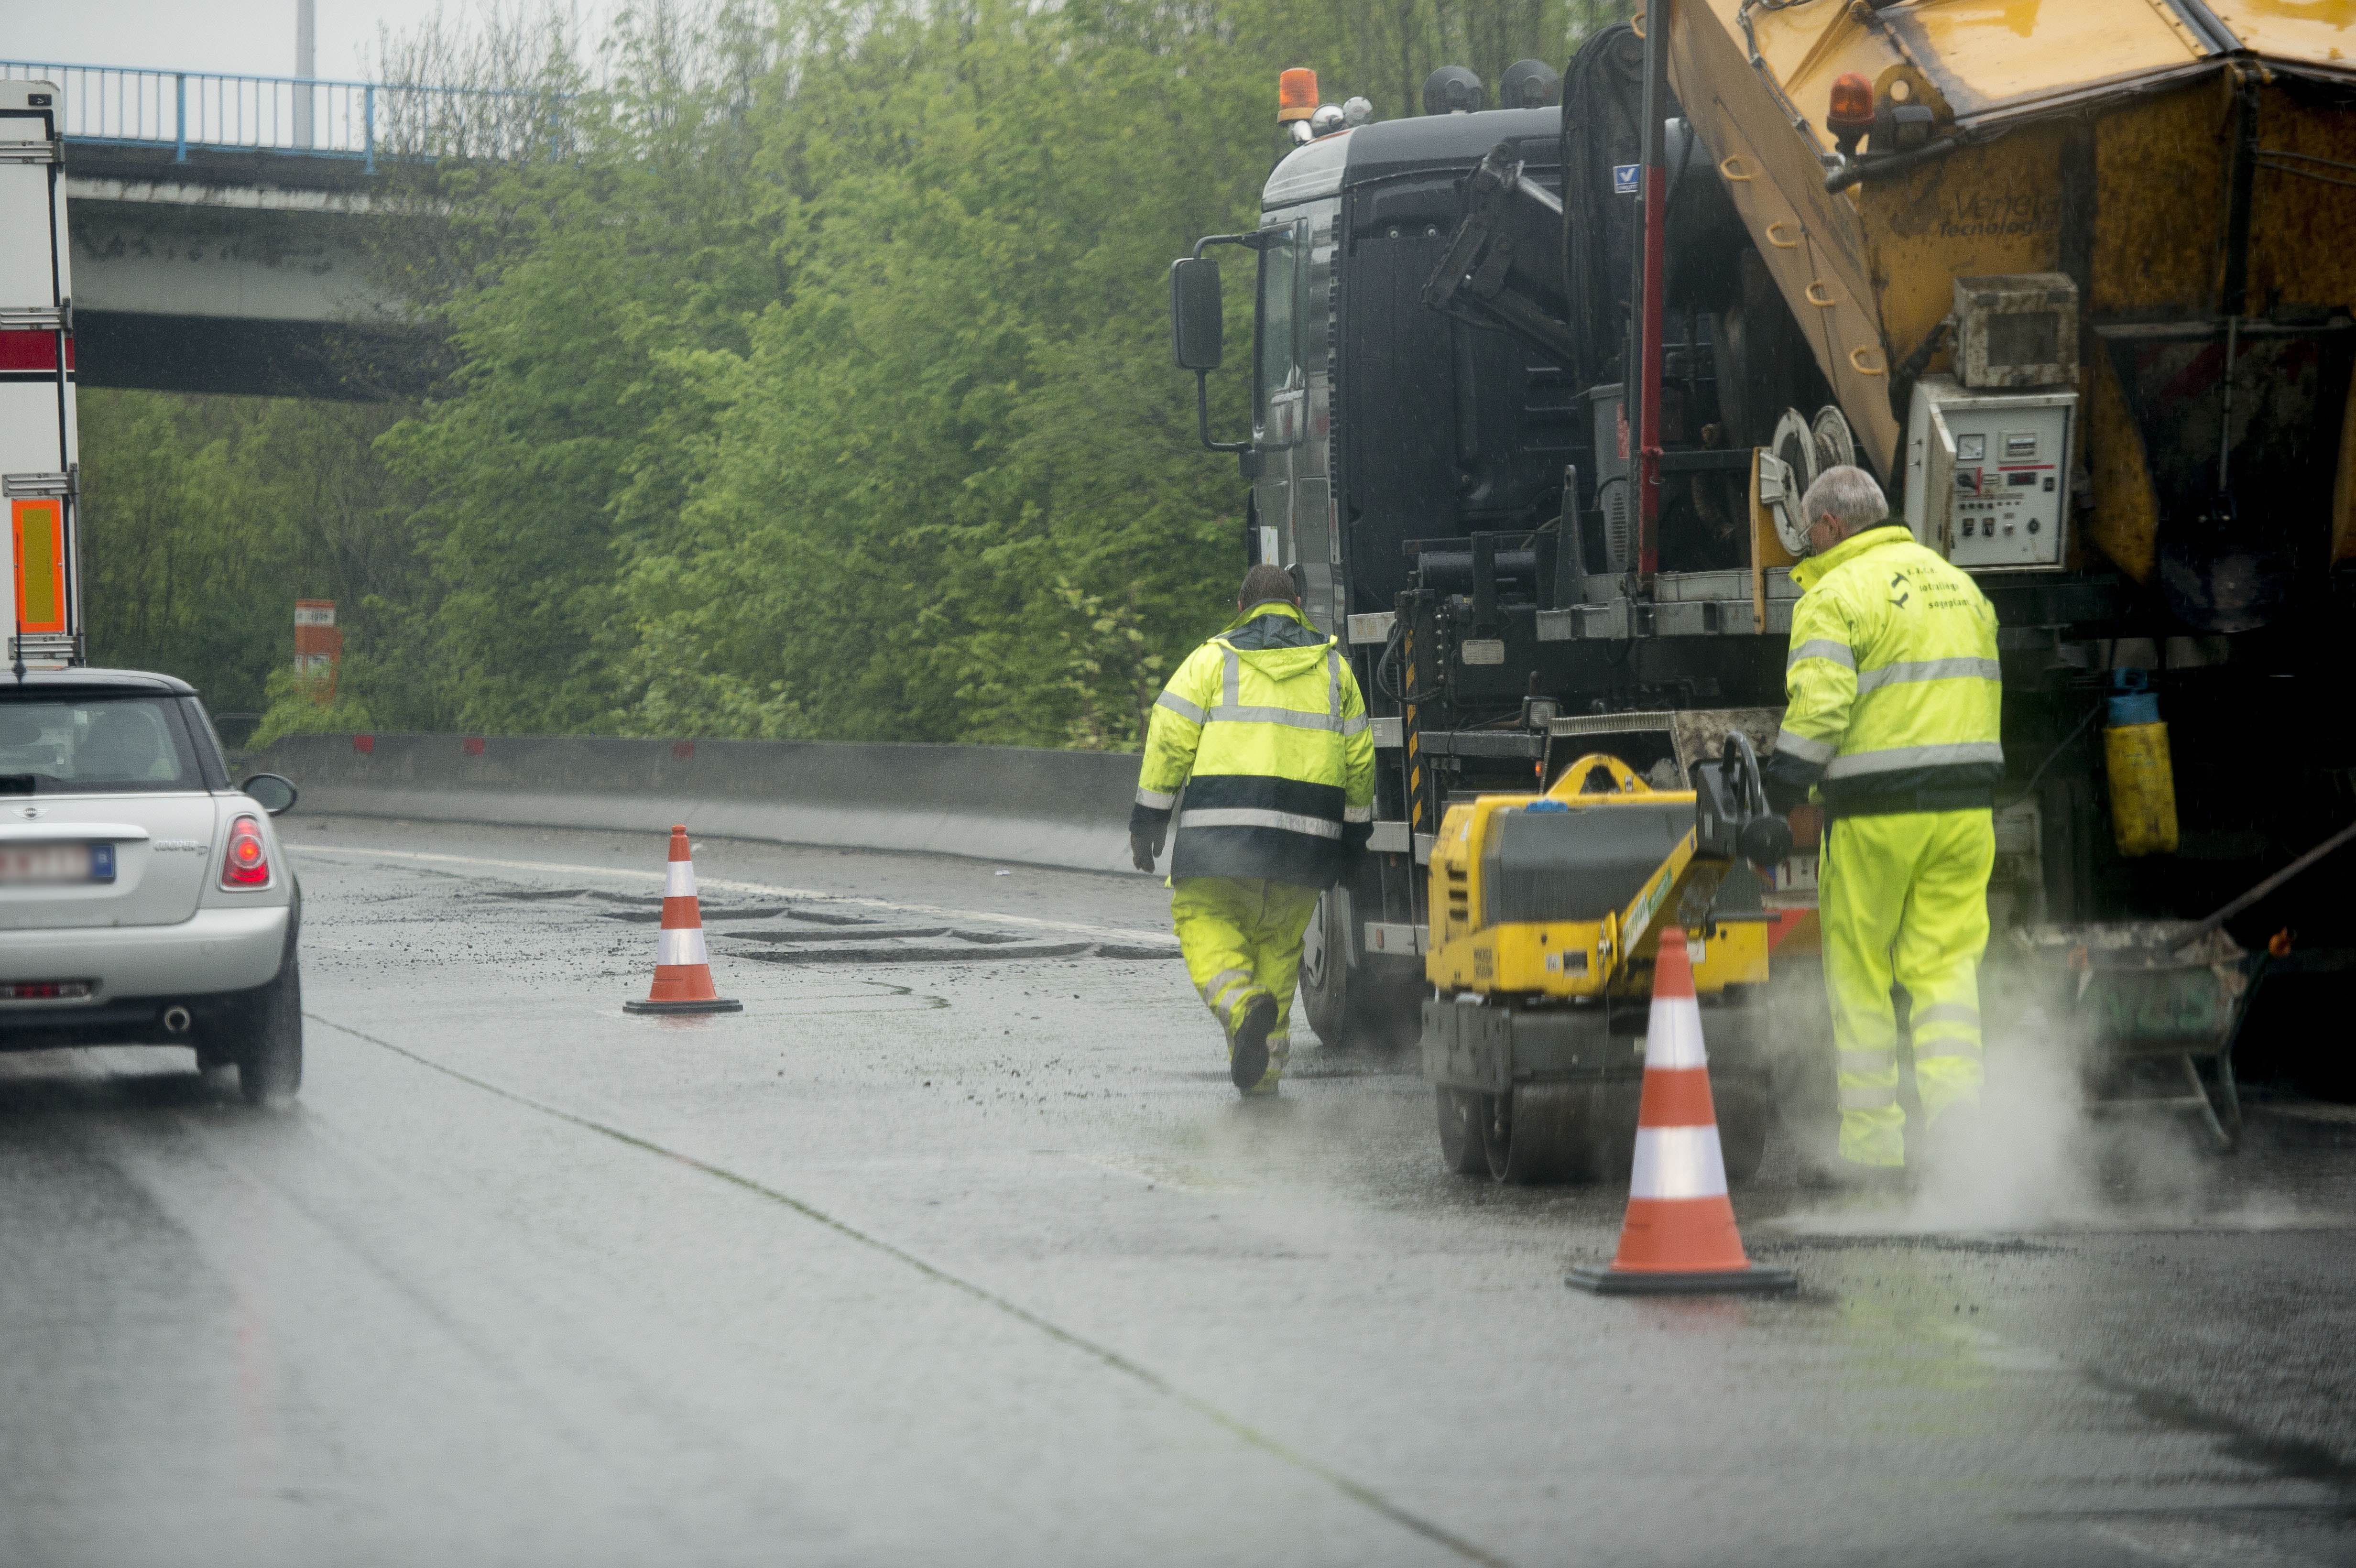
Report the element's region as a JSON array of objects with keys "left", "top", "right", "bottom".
[{"left": 0, "top": 78, "right": 78, "bottom": 673}]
